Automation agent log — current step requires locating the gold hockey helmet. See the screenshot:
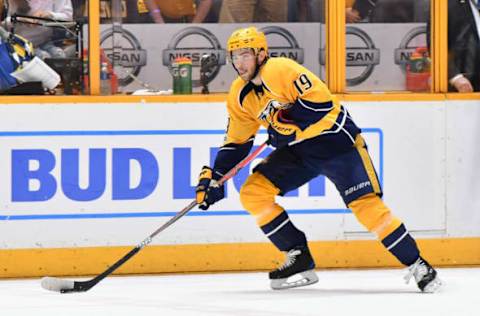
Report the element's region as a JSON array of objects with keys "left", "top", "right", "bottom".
[{"left": 227, "top": 27, "right": 268, "bottom": 54}]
